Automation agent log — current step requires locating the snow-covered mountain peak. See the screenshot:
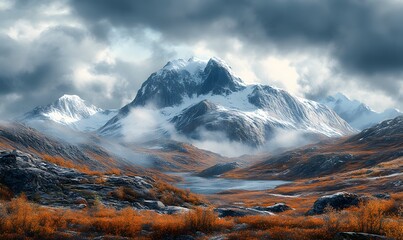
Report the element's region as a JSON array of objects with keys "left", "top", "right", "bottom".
[
  {"left": 207, "top": 57, "right": 232, "bottom": 71},
  {"left": 124, "top": 57, "right": 247, "bottom": 110},
  {"left": 59, "top": 94, "right": 84, "bottom": 101},
  {"left": 159, "top": 57, "right": 208, "bottom": 76},
  {"left": 320, "top": 93, "right": 402, "bottom": 130},
  {"left": 48, "top": 94, "right": 101, "bottom": 122},
  {"left": 324, "top": 92, "right": 362, "bottom": 109},
  {"left": 19, "top": 95, "right": 118, "bottom": 132},
  {"left": 333, "top": 92, "right": 349, "bottom": 101}
]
